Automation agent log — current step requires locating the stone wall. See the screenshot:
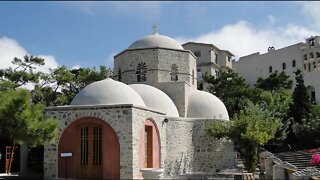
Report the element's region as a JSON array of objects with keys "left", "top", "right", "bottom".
[
  {"left": 44, "top": 105, "right": 237, "bottom": 179},
  {"left": 114, "top": 48, "right": 197, "bottom": 90},
  {"left": 44, "top": 104, "right": 164, "bottom": 179},
  {"left": 164, "top": 118, "right": 237, "bottom": 176},
  {"left": 132, "top": 108, "right": 167, "bottom": 179}
]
